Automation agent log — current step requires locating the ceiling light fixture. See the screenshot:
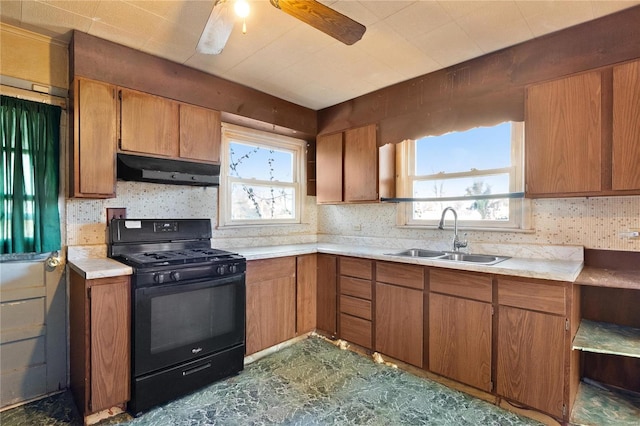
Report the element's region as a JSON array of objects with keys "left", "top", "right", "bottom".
[{"left": 234, "top": 0, "right": 250, "bottom": 34}]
